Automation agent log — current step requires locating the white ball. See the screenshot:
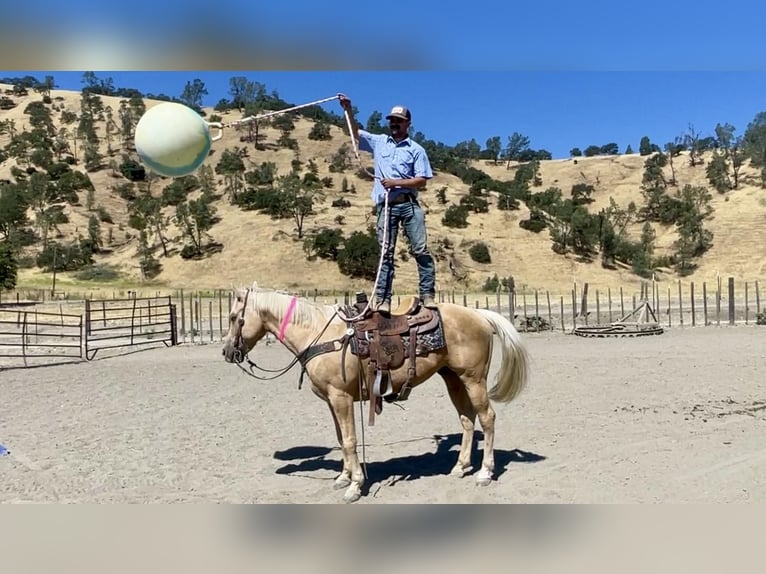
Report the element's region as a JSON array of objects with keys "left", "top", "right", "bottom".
[{"left": 134, "top": 102, "right": 212, "bottom": 177}]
